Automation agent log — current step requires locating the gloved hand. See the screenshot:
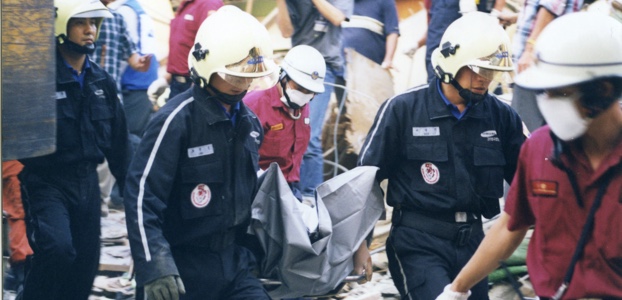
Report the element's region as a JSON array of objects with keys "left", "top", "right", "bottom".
[
  {"left": 148, "top": 77, "right": 170, "bottom": 103},
  {"left": 459, "top": 0, "right": 477, "bottom": 14},
  {"left": 144, "top": 275, "right": 186, "bottom": 300},
  {"left": 436, "top": 284, "right": 471, "bottom": 300}
]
